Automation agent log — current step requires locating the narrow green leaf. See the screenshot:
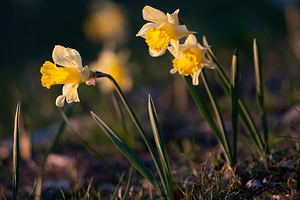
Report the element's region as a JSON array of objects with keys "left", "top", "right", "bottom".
[
  {"left": 90, "top": 111, "right": 161, "bottom": 193},
  {"left": 200, "top": 71, "right": 233, "bottom": 166},
  {"left": 203, "top": 36, "right": 265, "bottom": 158},
  {"left": 58, "top": 108, "right": 119, "bottom": 177},
  {"left": 254, "top": 38, "right": 269, "bottom": 154},
  {"left": 13, "top": 98, "right": 21, "bottom": 200},
  {"left": 105, "top": 75, "right": 169, "bottom": 197},
  {"left": 230, "top": 49, "right": 239, "bottom": 166},
  {"left": 112, "top": 92, "right": 133, "bottom": 149},
  {"left": 148, "top": 95, "right": 173, "bottom": 199},
  {"left": 184, "top": 76, "right": 225, "bottom": 148}
]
